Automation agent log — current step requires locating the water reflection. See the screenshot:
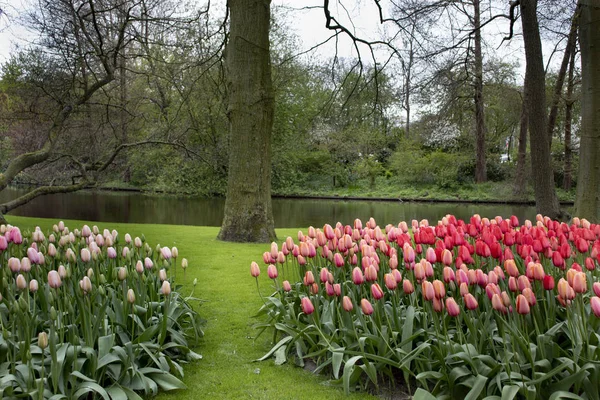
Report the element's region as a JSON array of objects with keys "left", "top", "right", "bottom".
[{"left": 2, "top": 187, "right": 544, "bottom": 228}]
